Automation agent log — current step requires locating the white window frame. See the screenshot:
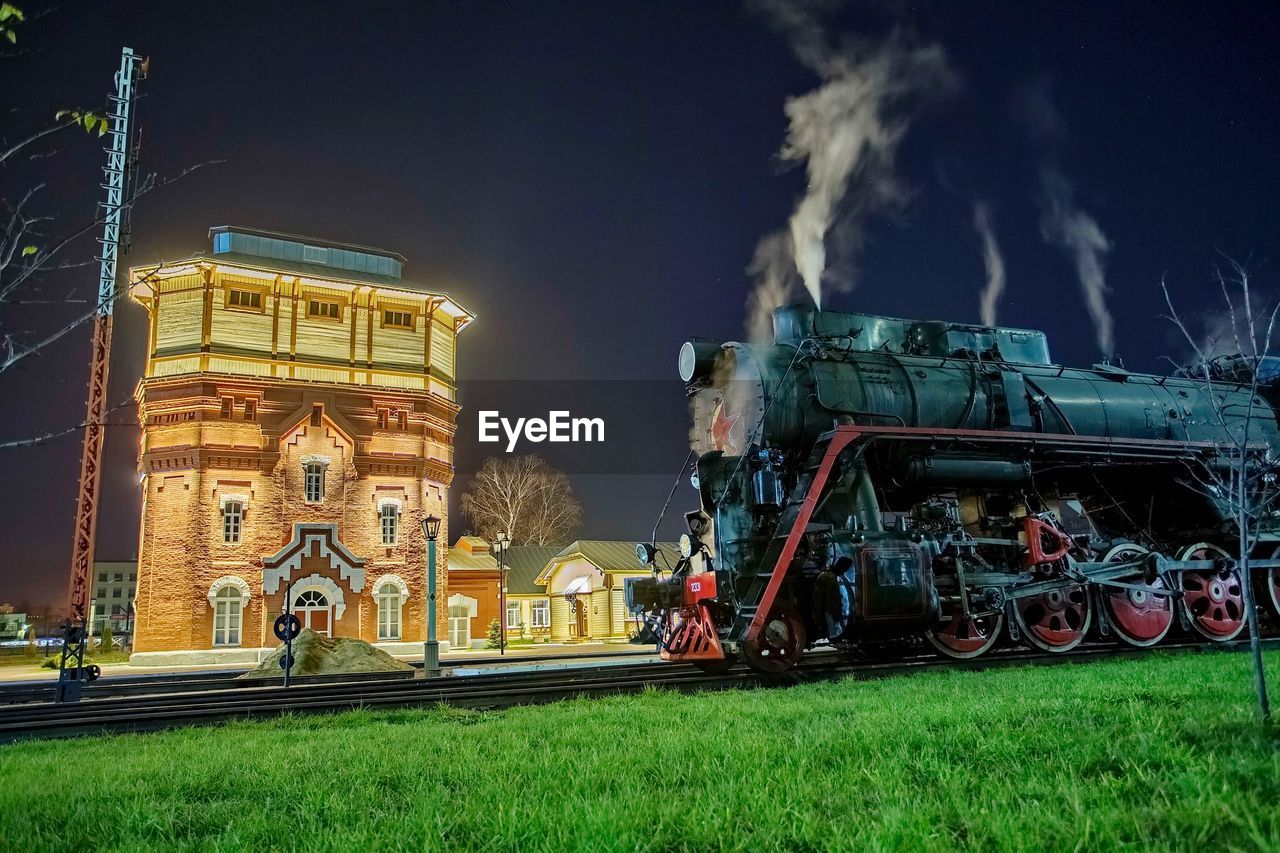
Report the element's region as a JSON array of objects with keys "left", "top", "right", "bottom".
[
  {"left": 530, "top": 599, "right": 550, "bottom": 629},
  {"left": 212, "top": 587, "right": 243, "bottom": 647},
  {"left": 376, "top": 581, "right": 403, "bottom": 640},
  {"left": 222, "top": 500, "right": 244, "bottom": 544},
  {"left": 380, "top": 503, "right": 399, "bottom": 546},
  {"left": 304, "top": 462, "right": 324, "bottom": 503},
  {"left": 506, "top": 600, "right": 521, "bottom": 630}
]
